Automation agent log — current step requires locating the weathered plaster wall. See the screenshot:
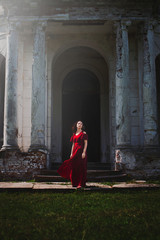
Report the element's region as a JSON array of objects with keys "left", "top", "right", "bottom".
[
  {"left": 0, "top": 22, "right": 6, "bottom": 148},
  {"left": 114, "top": 24, "right": 160, "bottom": 177},
  {"left": 0, "top": 53, "right": 5, "bottom": 148},
  {"left": 21, "top": 35, "right": 32, "bottom": 151},
  {"left": 155, "top": 25, "right": 160, "bottom": 58},
  {"left": 0, "top": 38, "right": 6, "bottom": 57},
  {"left": 0, "top": 28, "right": 32, "bottom": 152},
  {"left": 129, "top": 34, "right": 140, "bottom": 146}
]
